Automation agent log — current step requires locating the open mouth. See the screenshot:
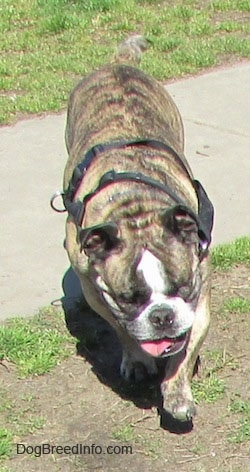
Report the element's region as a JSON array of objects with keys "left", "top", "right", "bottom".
[{"left": 140, "top": 333, "right": 188, "bottom": 357}]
